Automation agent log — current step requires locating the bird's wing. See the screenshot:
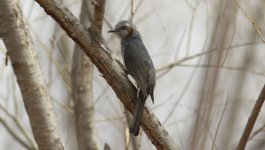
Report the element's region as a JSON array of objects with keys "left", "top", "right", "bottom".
[{"left": 122, "top": 39, "right": 154, "bottom": 98}]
